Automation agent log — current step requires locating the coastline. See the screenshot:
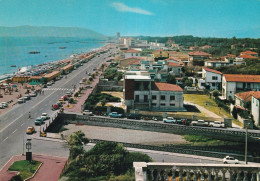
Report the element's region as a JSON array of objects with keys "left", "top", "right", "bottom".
[{"left": 0, "top": 43, "right": 107, "bottom": 81}]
